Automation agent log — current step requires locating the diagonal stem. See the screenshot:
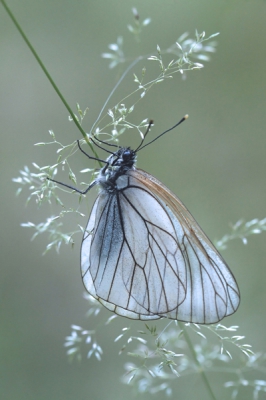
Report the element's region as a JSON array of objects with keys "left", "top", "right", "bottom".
[
  {"left": 180, "top": 323, "right": 217, "bottom": 400},
  {"left": 1, "top": 0, "right": 100, "bottom": 162}
]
